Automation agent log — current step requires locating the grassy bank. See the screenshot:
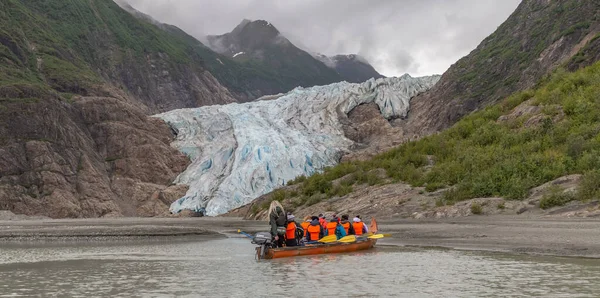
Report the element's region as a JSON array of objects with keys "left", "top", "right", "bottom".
[{"left": 269, "top": 62, "right": 600, "bottom": 211}]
